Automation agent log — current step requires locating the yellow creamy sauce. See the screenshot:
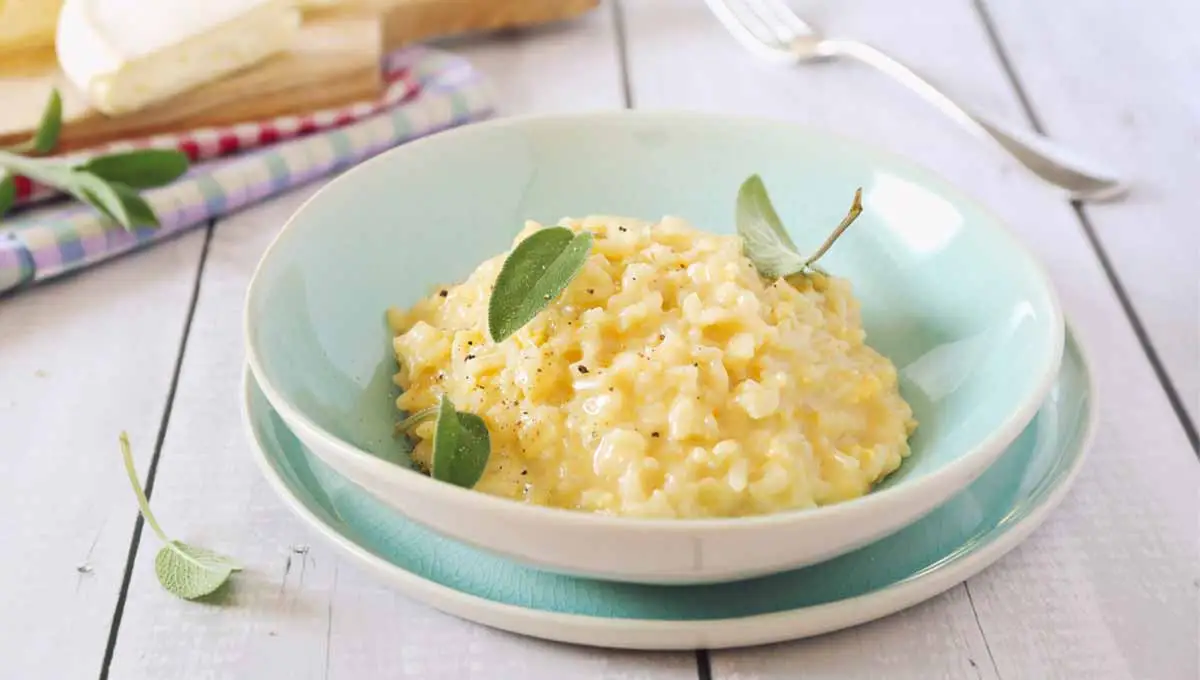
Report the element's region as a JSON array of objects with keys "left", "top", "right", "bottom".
[{"left": 388, "top": 216, "right": 916, "bottom": 518}]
